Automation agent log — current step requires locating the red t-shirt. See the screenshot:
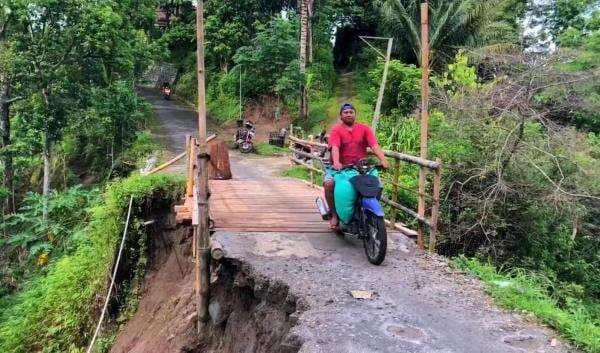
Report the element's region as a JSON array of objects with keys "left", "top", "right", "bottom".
[{"left": 328, "top": 123, "right": 378, "bottom": 165}]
